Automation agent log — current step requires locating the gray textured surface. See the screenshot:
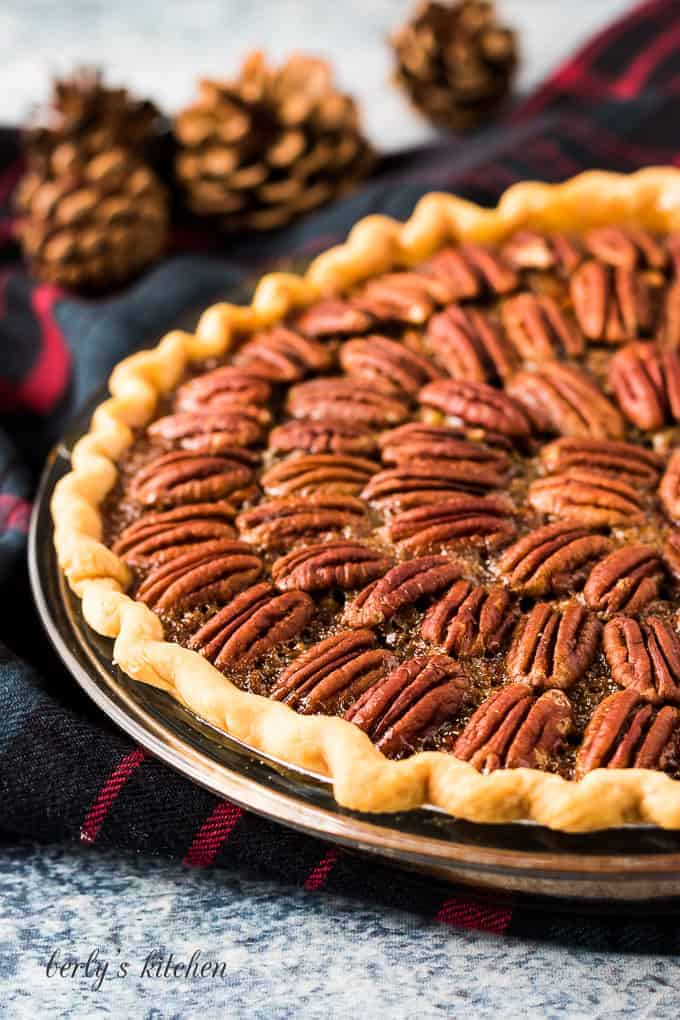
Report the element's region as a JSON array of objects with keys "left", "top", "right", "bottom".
[
  {"left": 1, "top": 841, "right": 679, "bottom": 1020},
  {"left": 3, "top": 1, "right": 672, "bottom": 1016}
]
